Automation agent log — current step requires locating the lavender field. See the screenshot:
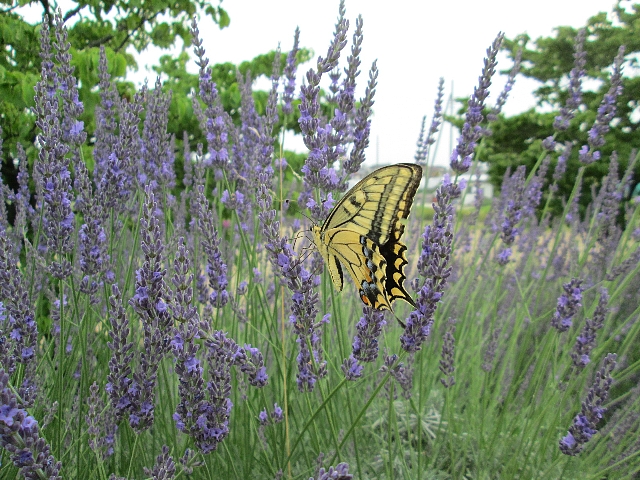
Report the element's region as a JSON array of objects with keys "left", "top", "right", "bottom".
[{"left": 1, "top": 3, "right": 640, "bottom": 479}]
